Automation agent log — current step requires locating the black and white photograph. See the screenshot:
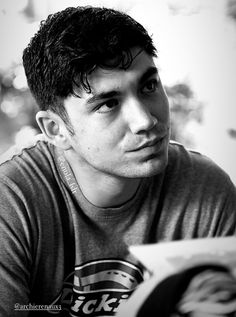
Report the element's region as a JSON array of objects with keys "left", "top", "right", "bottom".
[{"left": 0, "top": 0, "right": 236, "bottom": 316}]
